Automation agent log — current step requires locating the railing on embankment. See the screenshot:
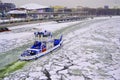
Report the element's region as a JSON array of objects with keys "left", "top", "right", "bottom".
[{"left": 0, "top": 15, "right": 92, "bottom": 28}]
